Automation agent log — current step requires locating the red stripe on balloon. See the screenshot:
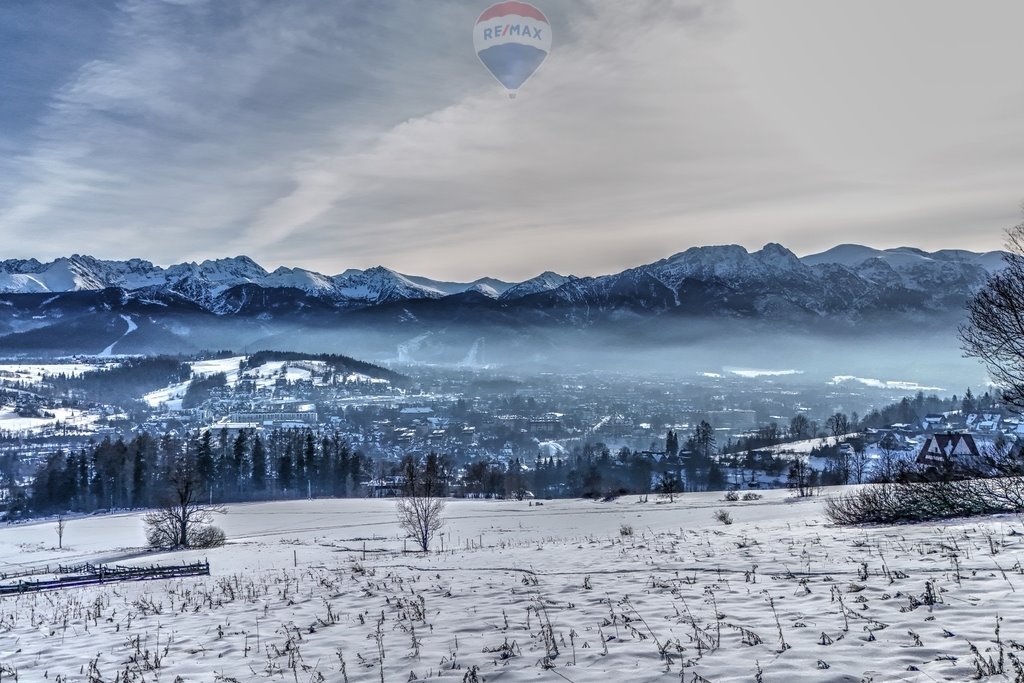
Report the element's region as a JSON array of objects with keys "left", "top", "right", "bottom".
[{"left": 477, "top": 1, "right": 548, "bottom": 24}]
